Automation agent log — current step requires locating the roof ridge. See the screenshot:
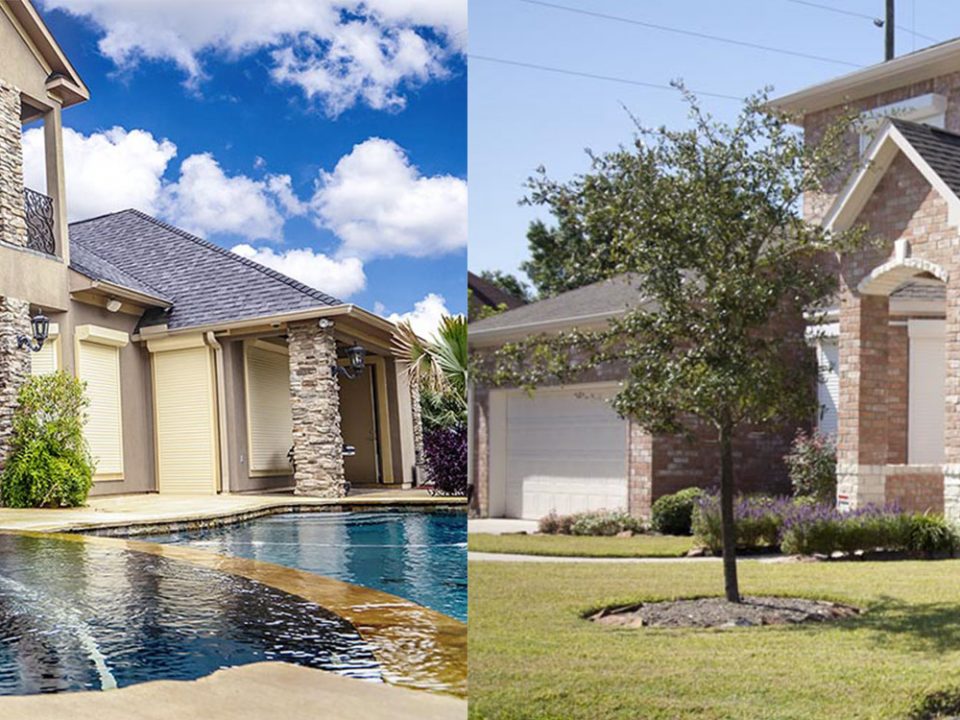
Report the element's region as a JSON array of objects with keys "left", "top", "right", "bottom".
[
  {"left": 123, "top": 209, "right": 343, "bottom": 307},
  {"left": 70, "top": 236, "right": 171, "bottom": 301}
]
